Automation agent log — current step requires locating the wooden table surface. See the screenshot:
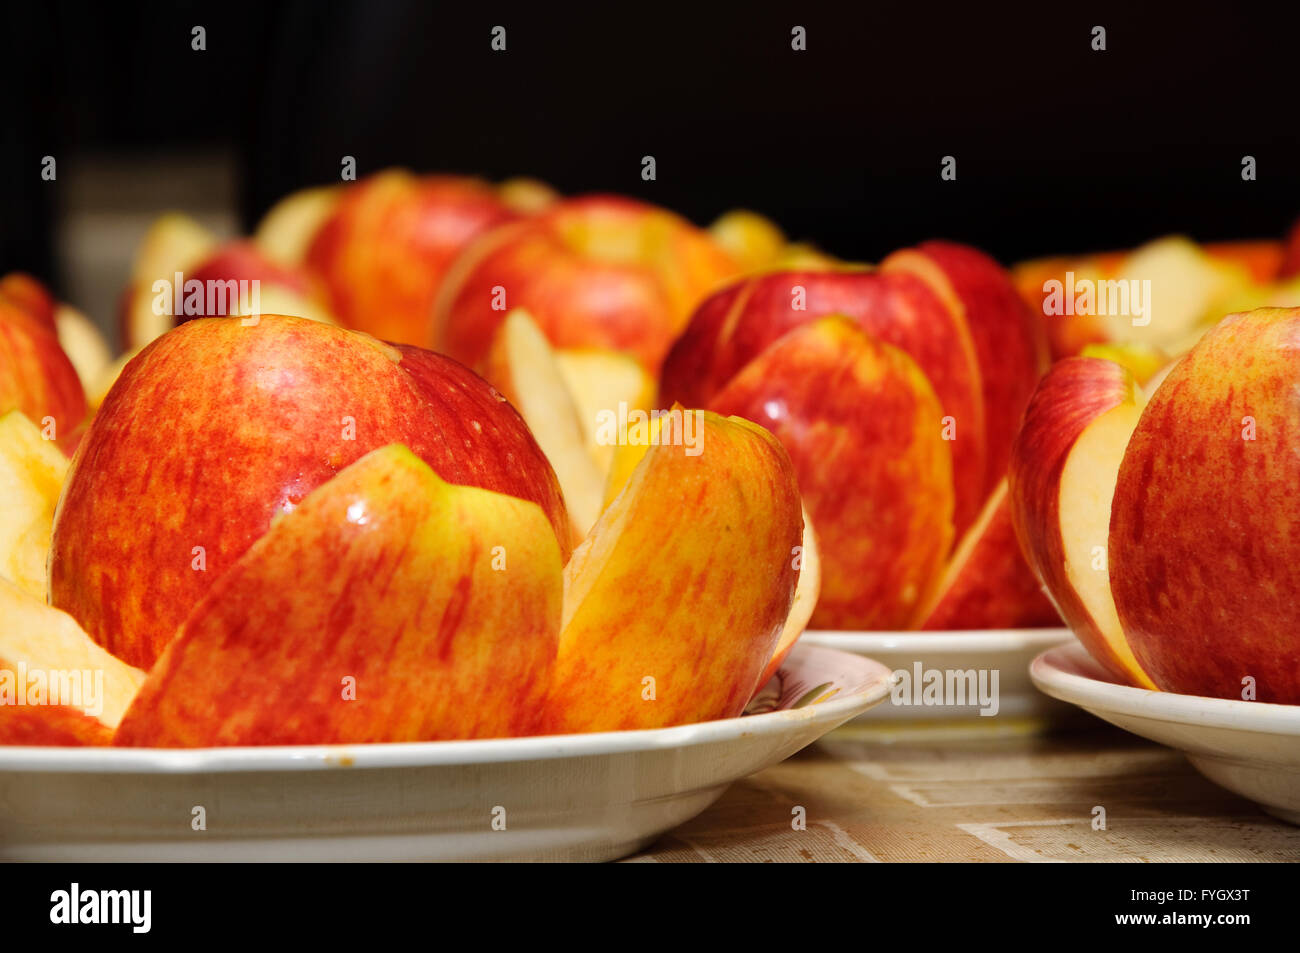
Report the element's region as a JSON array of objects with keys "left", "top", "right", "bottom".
[{"left": 628, "top": 716, "right": 1300, "bottom": 862}]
